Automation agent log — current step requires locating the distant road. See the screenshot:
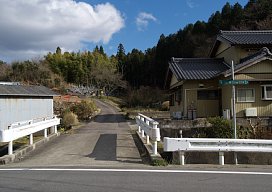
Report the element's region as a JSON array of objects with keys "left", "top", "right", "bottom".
[
  {"left": 0, "top": 168, "right": 271, "bottom": 192},
  {"left": 4, "top": 99, "right": 142, "bottom": 168}
]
